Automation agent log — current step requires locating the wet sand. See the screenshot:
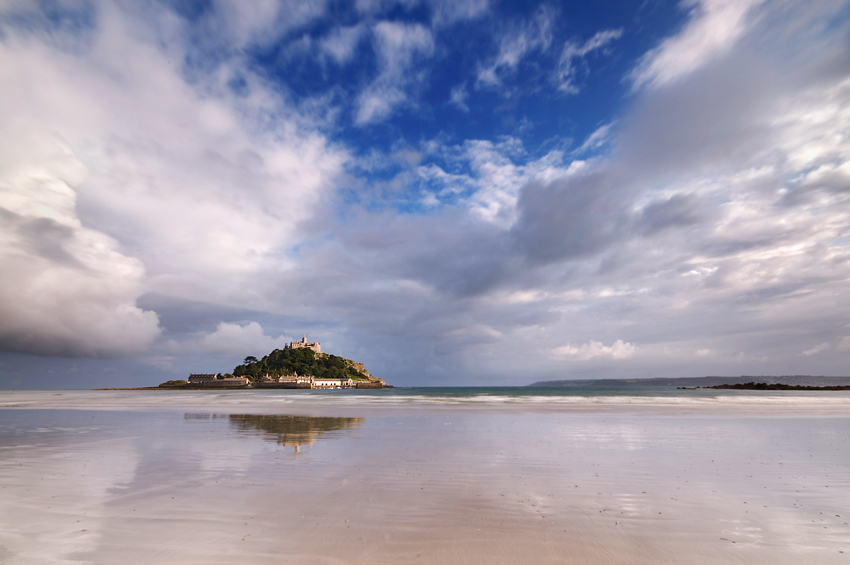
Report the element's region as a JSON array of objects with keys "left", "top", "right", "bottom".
[{"left": 0, "top": 394, "right": 848, "bottom": 564}]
